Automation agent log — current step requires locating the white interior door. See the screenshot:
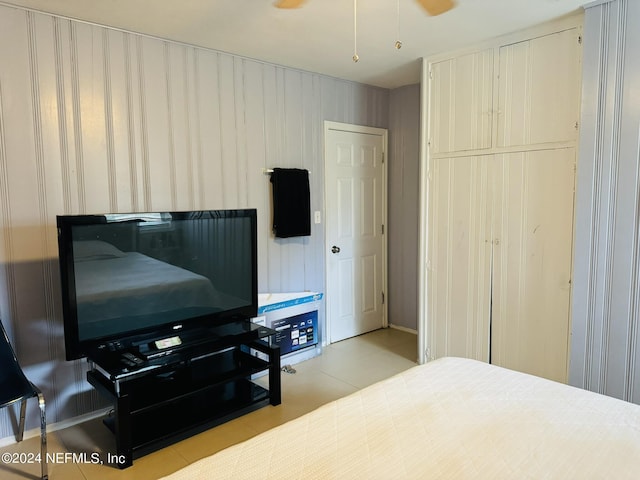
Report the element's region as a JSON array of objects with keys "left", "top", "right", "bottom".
[{"left": 324, "top": 122, "right": 387, "bottom": 343}]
